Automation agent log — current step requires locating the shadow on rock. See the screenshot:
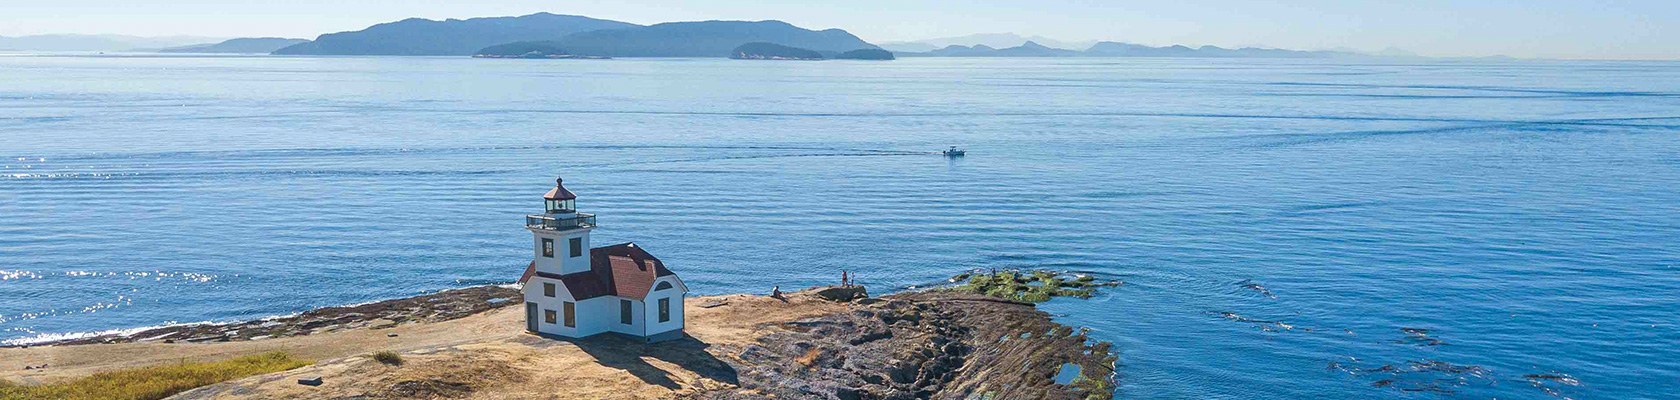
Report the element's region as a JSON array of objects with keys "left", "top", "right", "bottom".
[{"left": 568, "top": 334, "right": 740, "bottom": 389}]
